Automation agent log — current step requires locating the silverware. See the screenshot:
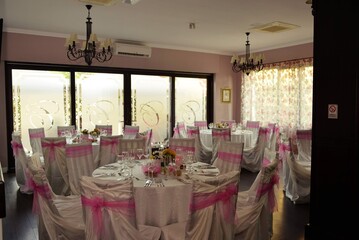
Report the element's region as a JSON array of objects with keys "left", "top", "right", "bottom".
[{"left": 144, "top": 179, "right": 152, "bottom": 187}]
